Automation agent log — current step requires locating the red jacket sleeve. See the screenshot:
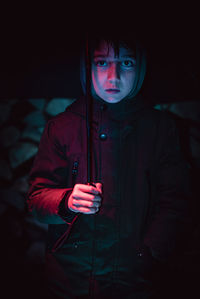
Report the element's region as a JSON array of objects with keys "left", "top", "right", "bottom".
[{"left": 27, "top": 119, "right": 77, "bottom": 224}]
